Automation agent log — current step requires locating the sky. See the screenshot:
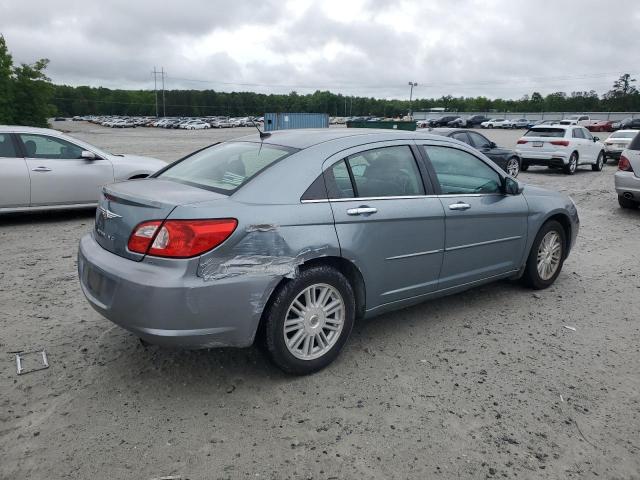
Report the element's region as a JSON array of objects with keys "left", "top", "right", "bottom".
[{"left": 1, "top": 0, "right": 639, "bottom": 100}]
